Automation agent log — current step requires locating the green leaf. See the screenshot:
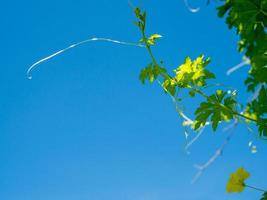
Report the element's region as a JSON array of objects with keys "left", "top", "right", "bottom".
[
  {"left": 244, "top": 76, "right": 259, "bottom": 92},
  {"left": 260, "top": 192, "right": 267, "bottom": 200},
  {"left": 134, "top": 7, "right": 141, "bottom": 18},
  {"left": 147, "top": 34, "right": 162, "bottom": 45},
  {"left": 258, "top": 118, "right": 267, "bottom": 137},
  {"left": 194, "top": 90, "right": 237, "bottom": 131},
  {"left": 139, "top": 63, "right": 153, "bottom": 84},
  {"left": 162, "top": 78, "right": 176, "bottom": 96},
  {"left": 134, "top": 7, "right": 146, "bottom": 31},
  {"left": 139, "top": 63, "right": 166, "bottom": 84},
  {"left": 245, "top": 85, "right": 267, "bottom": 137},
  {"left": 248, "top": 86, "right": 267, "bottom": 117}
]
